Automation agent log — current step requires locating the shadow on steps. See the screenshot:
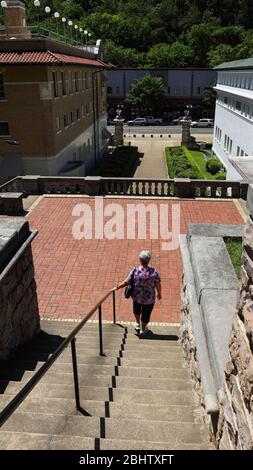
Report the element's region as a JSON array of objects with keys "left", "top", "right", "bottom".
[{"left": 0, "top": 331, "right": 66, "bottom": 394}]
